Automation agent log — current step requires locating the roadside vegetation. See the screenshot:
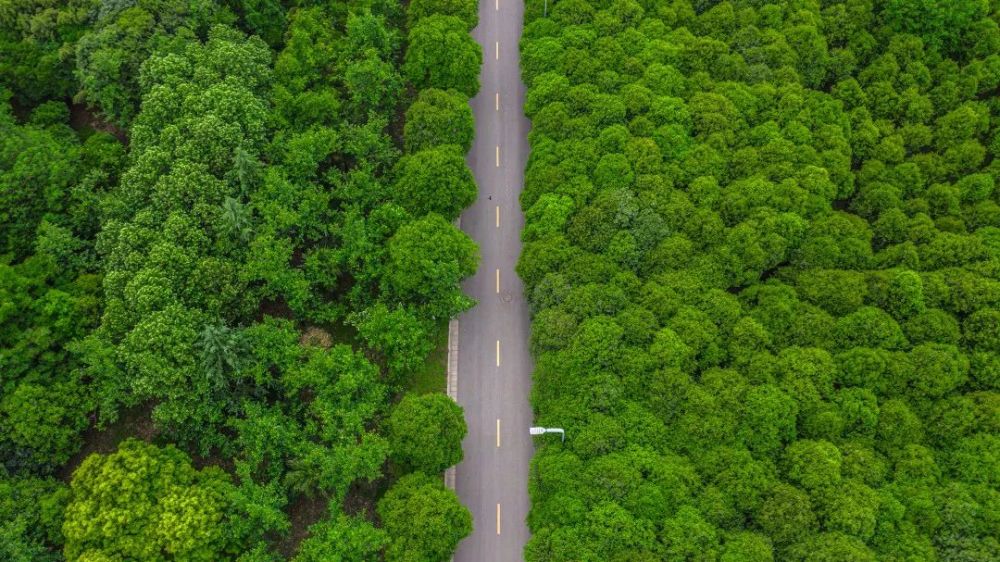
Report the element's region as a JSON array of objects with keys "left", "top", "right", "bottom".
[
  {"left": 0, "top": 0, "right": 480, "bottom": 560},
  {"left": 520, "top": 1, "right": 1000, "bottom": 560}
]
